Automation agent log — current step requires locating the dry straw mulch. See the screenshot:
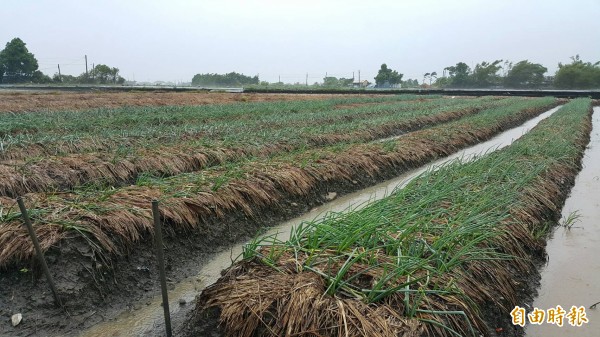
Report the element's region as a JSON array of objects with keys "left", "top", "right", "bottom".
[{"left": 0, "top": 91, "right": 361, "bottom": 114}]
